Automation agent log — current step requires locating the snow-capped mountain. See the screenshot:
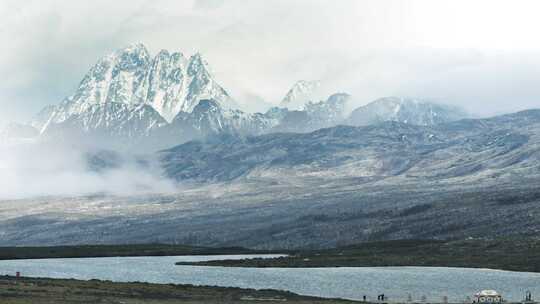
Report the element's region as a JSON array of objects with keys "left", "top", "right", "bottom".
[
  {"left": 279, "top": 80, "right": 323, "bottom": 110},
  {"left": 347, "top": 97, "right": 468, "bottom": 126},
  {"left": 135, "top": 50, "right": 236, "bottom": 121},
  {"left": 36, "top": 43, "right": 235, "bottom": 135},
  {"left": 31, "top": 105, "right": 57, "bottom": 132},
  {"left": 157, "top": 94, "right": 349, "bottom": 147},
  {"left": 272, "top": 93, "right": 350, "bottom": 133},
  {"left": 171, "top": 99, "right": 279, "bottom": 138},
  {"left": 26, "top": 45, "right": 469, "bottom": 152},
  {"left": 43, "top": 102, "right": 167, "bottom": 148},
  {"left": 304, "top": 93, "right": 349, "bottom": 127}
]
